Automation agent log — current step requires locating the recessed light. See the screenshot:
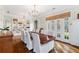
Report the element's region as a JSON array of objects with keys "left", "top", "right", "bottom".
[
  {"left": 6, "top": 11, "right": 10, "bottom": 14},
  {"left": 52, "top": 8, "right": 56, "bottom": 10}
]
